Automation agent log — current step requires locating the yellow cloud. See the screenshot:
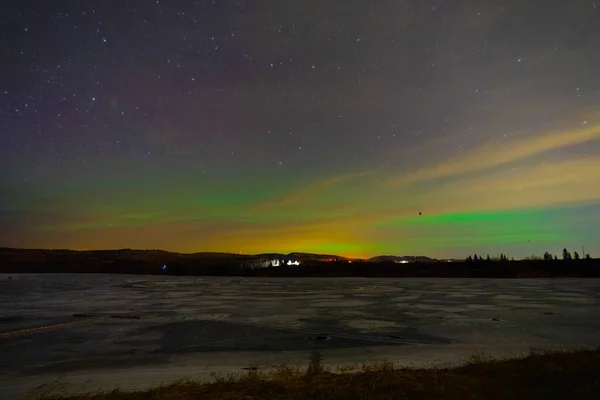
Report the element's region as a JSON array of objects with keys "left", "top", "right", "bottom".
[
  {"left": 389, "top": 120, "right": 600, "bottom": 186},
  {"left": 411, "top": 156, "right": 600, "bottom": 214}
]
